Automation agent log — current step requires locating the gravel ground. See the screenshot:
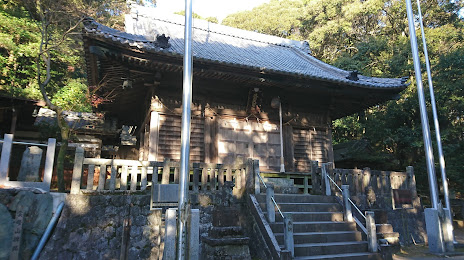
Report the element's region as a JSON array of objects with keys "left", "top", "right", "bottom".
[{"left": 393, "top": 228, "right": 464, "bottom": 260}]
